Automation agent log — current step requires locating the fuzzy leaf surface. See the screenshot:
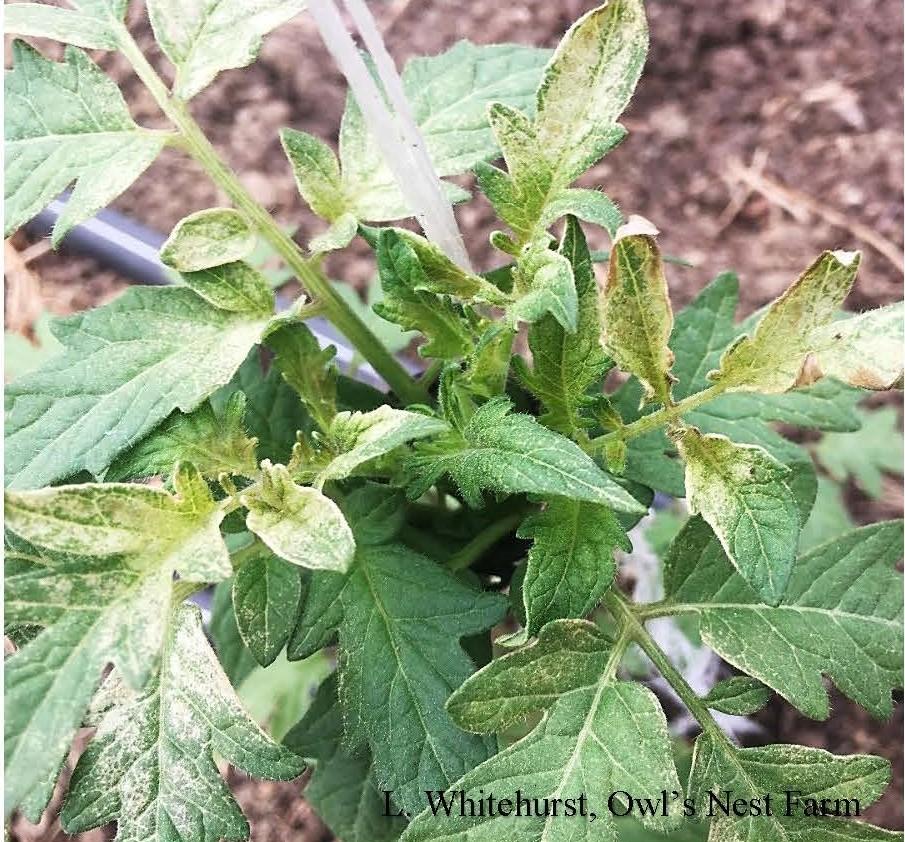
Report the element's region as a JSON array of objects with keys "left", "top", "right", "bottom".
[
  {"left": 147, "top": 0, "right": 305, "bottom": 99},
  {"left": 106, "top": 393, "right": 258, "bottom": 481},
  {"left": 4, "top": 2, "right": 124, "bottom": 49},
  {"left": 242, "top": 462, "right": 355, "bottom": 572},
  {"left": 283, "top": 674, "right": 405, "bottom": 842},
  {"left": 674, "top": 426, "right": 800, "bottom": 605},
  {"left": 514, "top": 216, "right": 611, "bottom": 436},
  {"left": 4, "top": 466, "right": 229, "bottom": 816},
  {"left": 5, "top": 42, "right": 165, "bottom": 244},
  {"left": 232, "top": 550, "right": 304, "bottom": 667},
  {"left": 663, "top": 518, "right": 904, "bottom": 720},
  {"left": 6, "top": 286, "right": 269, "bottom": 489},
  {"left": 375, "top": 229, "right": 475, "bottom": 359},
  {"left": 701, "top": 676, "right": 771, "bottom": 716},
  {"left": 178, "top": 258, "right": 275, "bottom": 318},
  {"left": 408, "top": 398, "right": 645, "bottom": 512},
  {"left": 602, "top": 227, "right": 675, "bottom": 405},
  {"left": 518, "top": 500, "right": 630, "bottom": 635},
  {"left": 318, "top": 405, "right": 449, "bottom": 485},
  {"left": 509, "top": 247, "right": 578, "bottom": 332},
  {"left": 405, "top": 620, "right": 682, "bottom": 841},
  {"left": 279, "top": 128, "right": 347, "bottom": 222},
  {"left": 61, "top": 605, "right": 304, "bottom": 842}
]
